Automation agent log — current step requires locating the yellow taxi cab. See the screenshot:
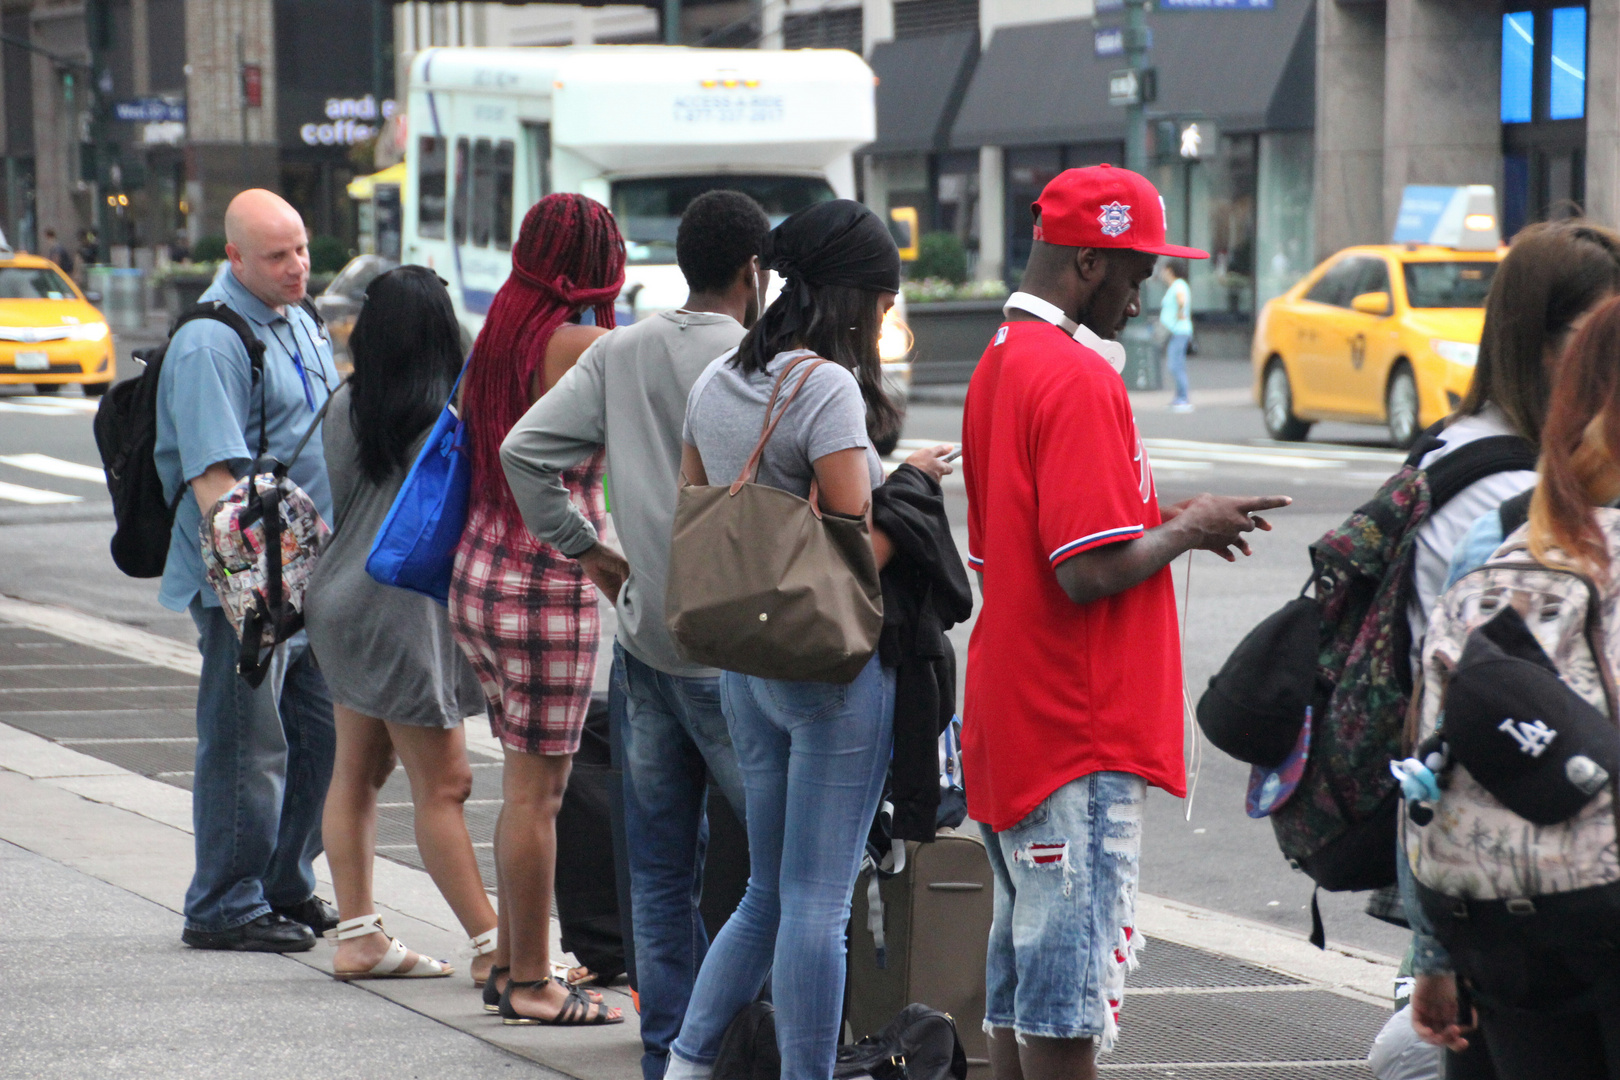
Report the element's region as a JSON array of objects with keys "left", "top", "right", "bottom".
[
  {"left": 1253, "top": 184, "right": 1509, "bottom": 447},
  {"left": 1252, "top": 245, "right": 1500, "bottom": 447},
  {"left": 0, "top": 251, "right": 115, "bottom": 396}
]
